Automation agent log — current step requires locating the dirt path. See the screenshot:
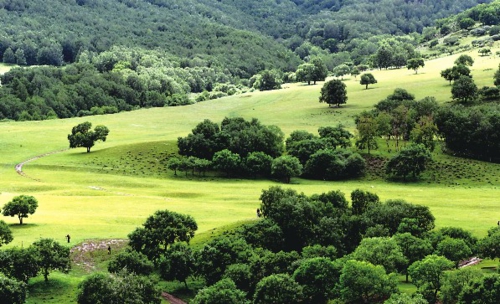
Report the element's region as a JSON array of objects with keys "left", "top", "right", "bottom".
[
  {"left": 161, "top": 292, "right": 187, "bottom": 304},
  {"left": 15, "top": 149, "right": 68, "bottom": 181}
]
